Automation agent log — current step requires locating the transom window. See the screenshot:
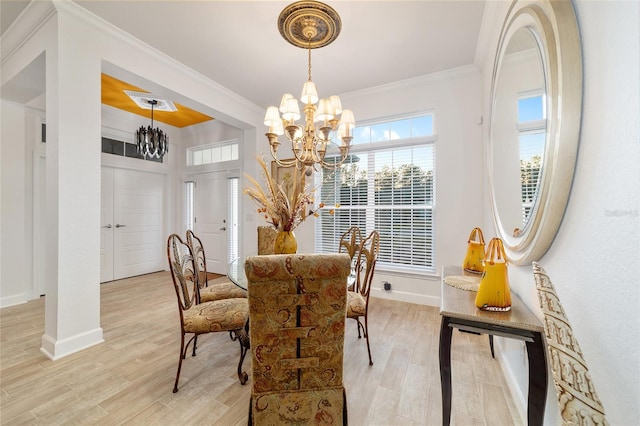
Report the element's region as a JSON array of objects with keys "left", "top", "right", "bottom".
[
  {"left": 352, "top": 115, "right": 434, "bottom": 144},
  {"left": 188, "top": 141, "right": 239, "bottom": 166},
  {"left": 315, "top": 114, "right": 435, "bottom": 273}
]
